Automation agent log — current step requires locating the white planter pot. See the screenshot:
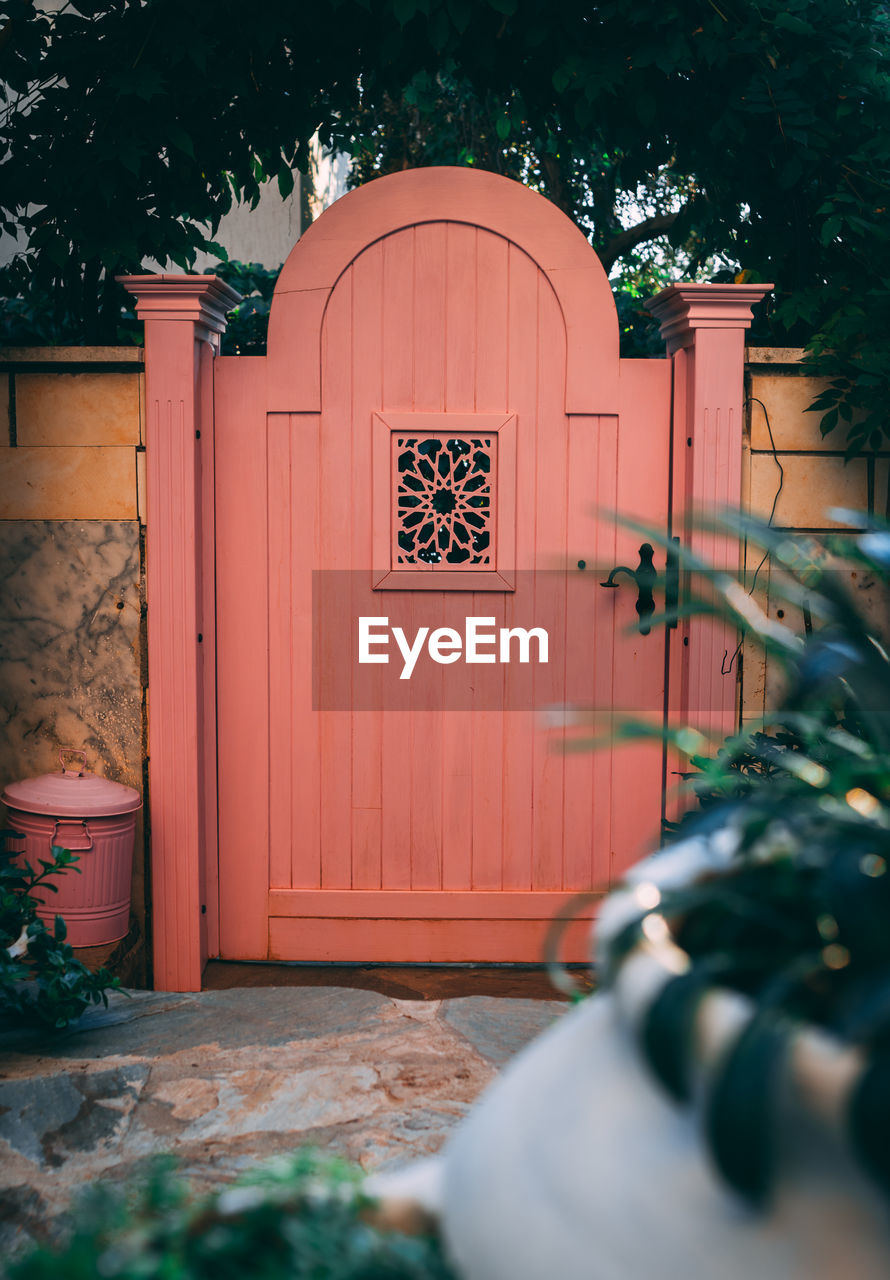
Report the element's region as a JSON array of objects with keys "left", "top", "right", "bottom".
[{"left": 434, "top": 830, "right": 890, "bottom": 1280}]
